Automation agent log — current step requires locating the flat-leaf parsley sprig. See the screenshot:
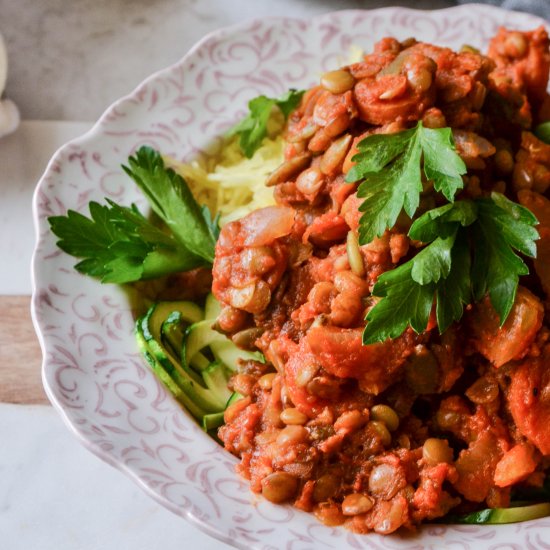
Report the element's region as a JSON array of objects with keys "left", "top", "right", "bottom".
[
  {"left": 229, "top": 89, "right": 305, "bottom": 158},
  {"left": 363, "top": 195, "right": 538, "bottom": 344},
  {"left": 345, "top": 121, "right": 467, "bottom": 244},
  {"left": 49, "top": 147, "right": 217, "bottom": 284},
  {"left": 471, "top": 193, "right": 539, "bottom": 323},
  {"left": 363, "top": 201, "right": 475, "bottom": 344},
  {"left": 348, "top": 123, "right": 539, "bottom": 345}
]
